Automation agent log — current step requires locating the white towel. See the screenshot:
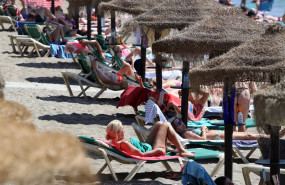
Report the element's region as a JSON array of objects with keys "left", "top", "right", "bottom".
[{"left": 144, "top": 99, "right": 167, "bottom": 124}]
